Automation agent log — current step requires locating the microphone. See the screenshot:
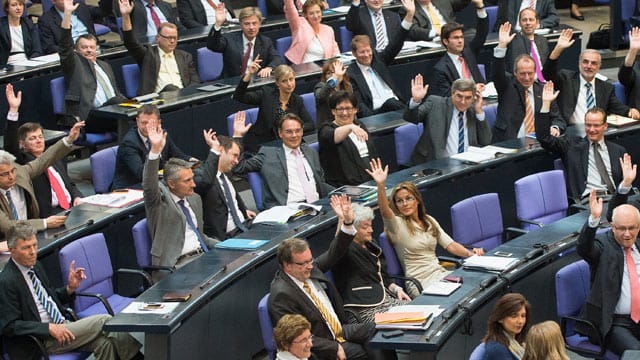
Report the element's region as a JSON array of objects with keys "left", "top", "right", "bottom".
[
  {"left": 525, "top": 248, "right": 545, "bottom": 261},
  {"left": 479, "top": 275, "right": 498, "bottom": 290},
  {"left": 54, "top": 219, "right": 94, "bottom": 238}
]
